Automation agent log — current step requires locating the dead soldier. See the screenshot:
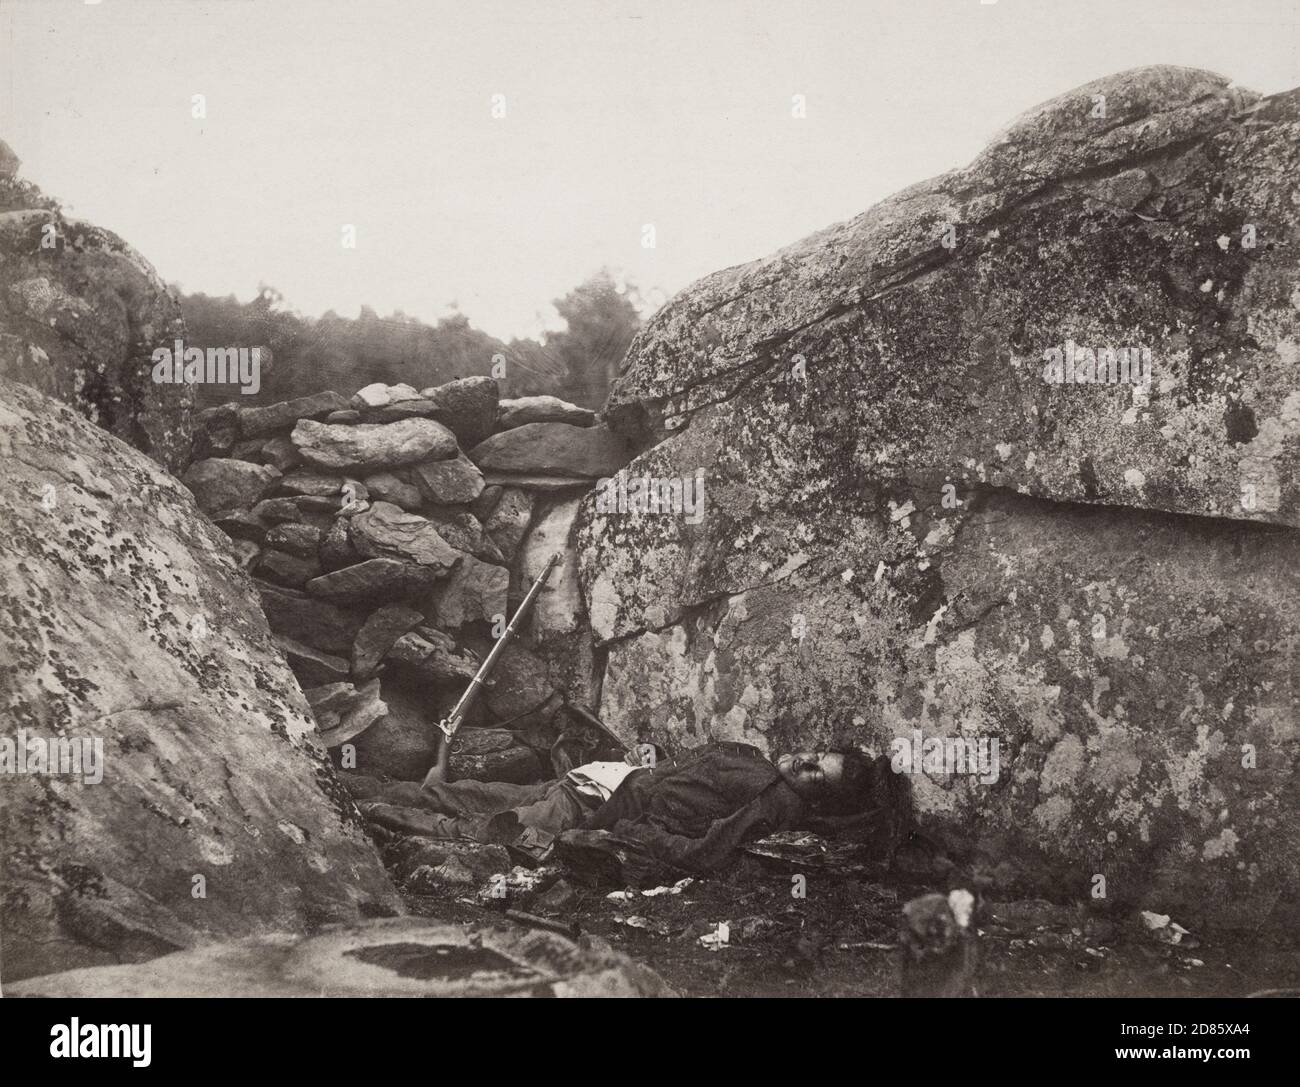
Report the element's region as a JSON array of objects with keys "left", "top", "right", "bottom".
[{"left": 357, "top": 741, "right": 911, "bottom": 884}]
